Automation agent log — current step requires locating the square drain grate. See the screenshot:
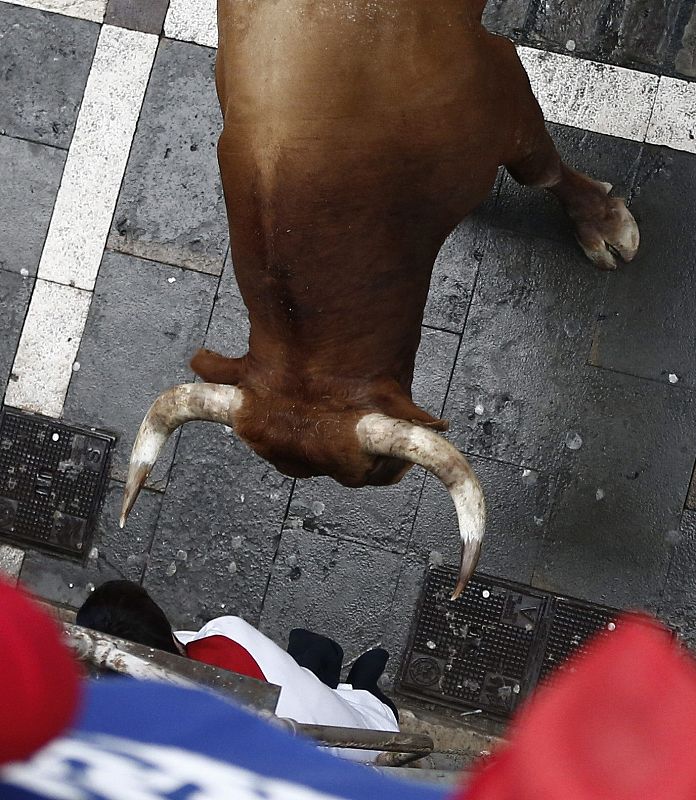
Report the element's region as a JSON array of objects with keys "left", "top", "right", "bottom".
[
  {"left": 0, "top": 407, "right": 115, "bottom": 559},
  {"left": 398, "top": 565, "right": 649, "bottom": 718}
]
